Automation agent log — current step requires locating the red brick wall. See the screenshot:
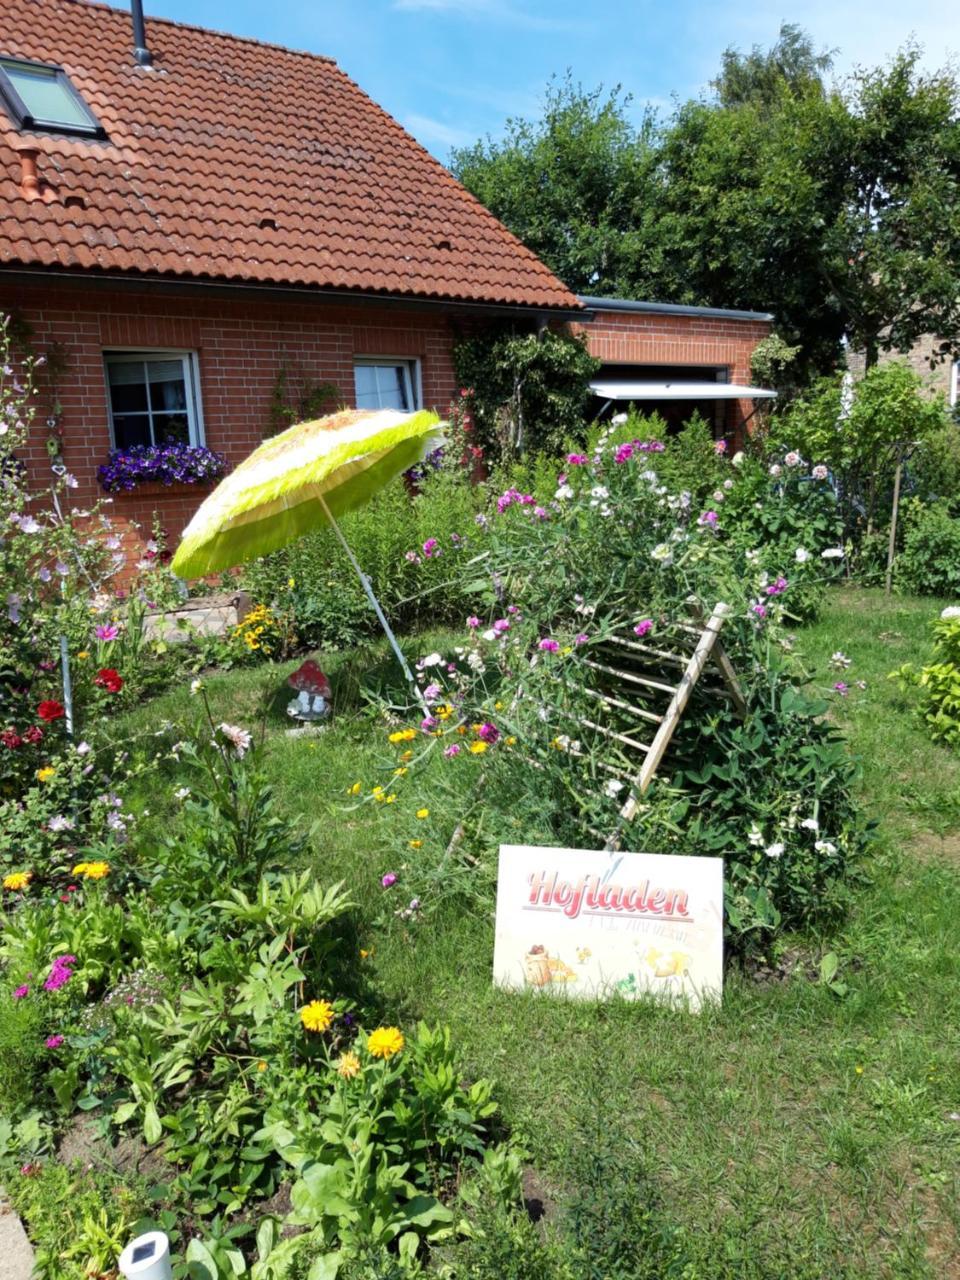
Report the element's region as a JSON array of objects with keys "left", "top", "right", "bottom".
[
  {"left": 0, "top": 282, "right": 464, "bottom": 573},
  {"left": 574, "top": 309, "right": 772, "bottom": 442}
]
